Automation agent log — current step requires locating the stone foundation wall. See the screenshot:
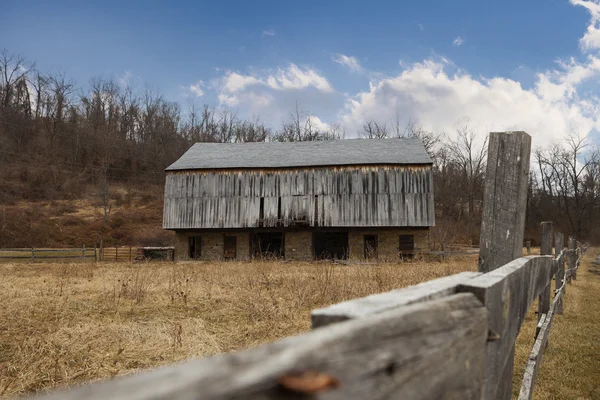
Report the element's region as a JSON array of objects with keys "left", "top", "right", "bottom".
[
  {"left": 284, "top": 231, "right": 313, "bottom": 261},
  {"left": 174, "top": 228, "right": 428, "bottom": 262},
  {"left": 348, "top": 229, "right": 429, "bottom": 261},
  {"left": 174, "top": 231, "right": 250, "bottom": 261}
]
